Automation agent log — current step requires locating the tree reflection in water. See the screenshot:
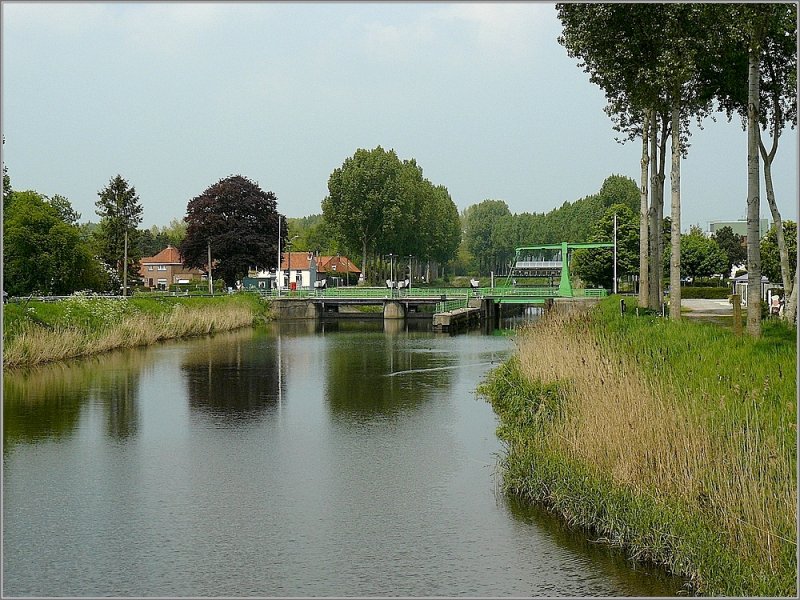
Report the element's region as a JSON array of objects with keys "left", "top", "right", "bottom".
[
  {"left": 180, "top": 329, "right": 279, "bottom": 425},
  {"left": 323, "top": 324, "right": 456, "bottom": 418},
  {"left": 3, "top": 349, "right": 150, "bottom": 450}
]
